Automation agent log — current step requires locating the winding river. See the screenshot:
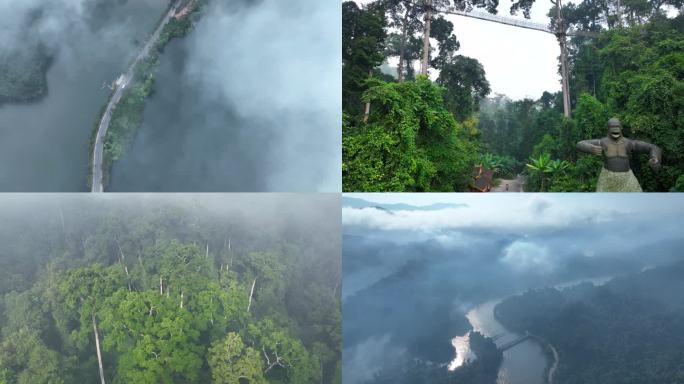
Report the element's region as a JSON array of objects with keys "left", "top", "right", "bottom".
[
  {"left": 450, "top": 277, "right": 613, "bottom": 384},
  {"left": 466, "top": 299, "right": 547, "bottom": 384}
]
